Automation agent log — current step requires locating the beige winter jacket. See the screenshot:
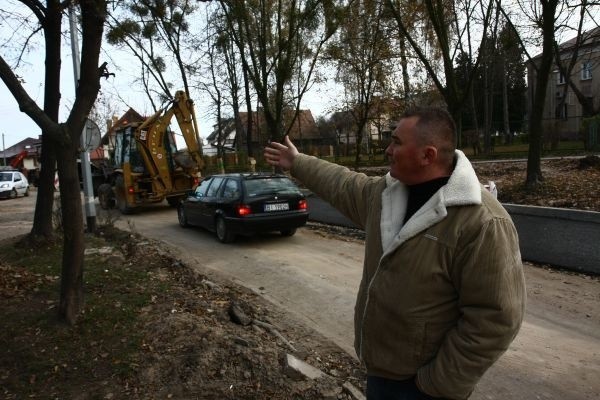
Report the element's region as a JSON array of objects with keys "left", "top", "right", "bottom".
[{"left": 291, "top": 151, "right": 526, "bottom": 399}]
